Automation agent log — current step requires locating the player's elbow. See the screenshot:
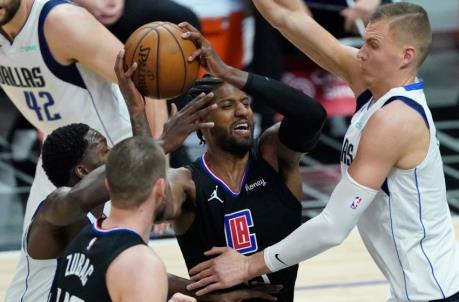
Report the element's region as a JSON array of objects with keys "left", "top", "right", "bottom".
[
  {"left": 319, "top": 216, "right": 350, "bottom": 248},
  {"left": 325, "top": 231, "right": 348, "bottom": 248}
]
